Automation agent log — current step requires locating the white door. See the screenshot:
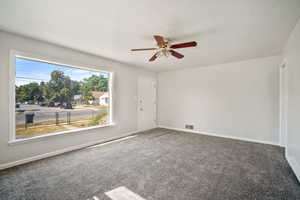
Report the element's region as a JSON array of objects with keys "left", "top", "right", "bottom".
[{"left": 138, "top": 76, "right": 157, "bottom": 131}]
